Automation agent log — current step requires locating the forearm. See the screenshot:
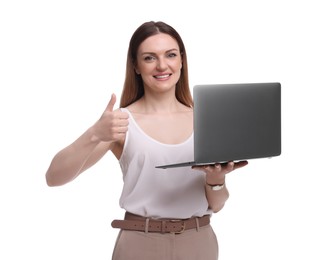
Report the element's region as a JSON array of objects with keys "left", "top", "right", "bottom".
[
  {"left": 193, "top": 161, "right": 248, "bottom": 213},
  {"left": 205, "top": 183, "right": 229, "bottom": 213},
  {"left": 45, "top": 127, "right": 109, "bottom": 187}
]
